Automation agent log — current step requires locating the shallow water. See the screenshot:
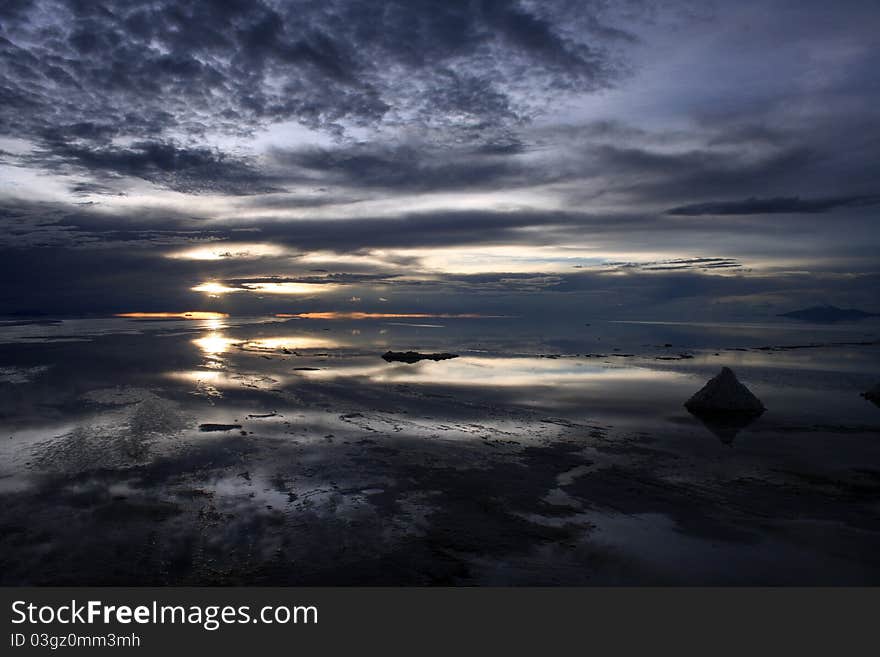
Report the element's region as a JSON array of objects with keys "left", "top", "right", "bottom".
[{"left": 1, "top": 315, "right": 878, "bottom": 584}]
